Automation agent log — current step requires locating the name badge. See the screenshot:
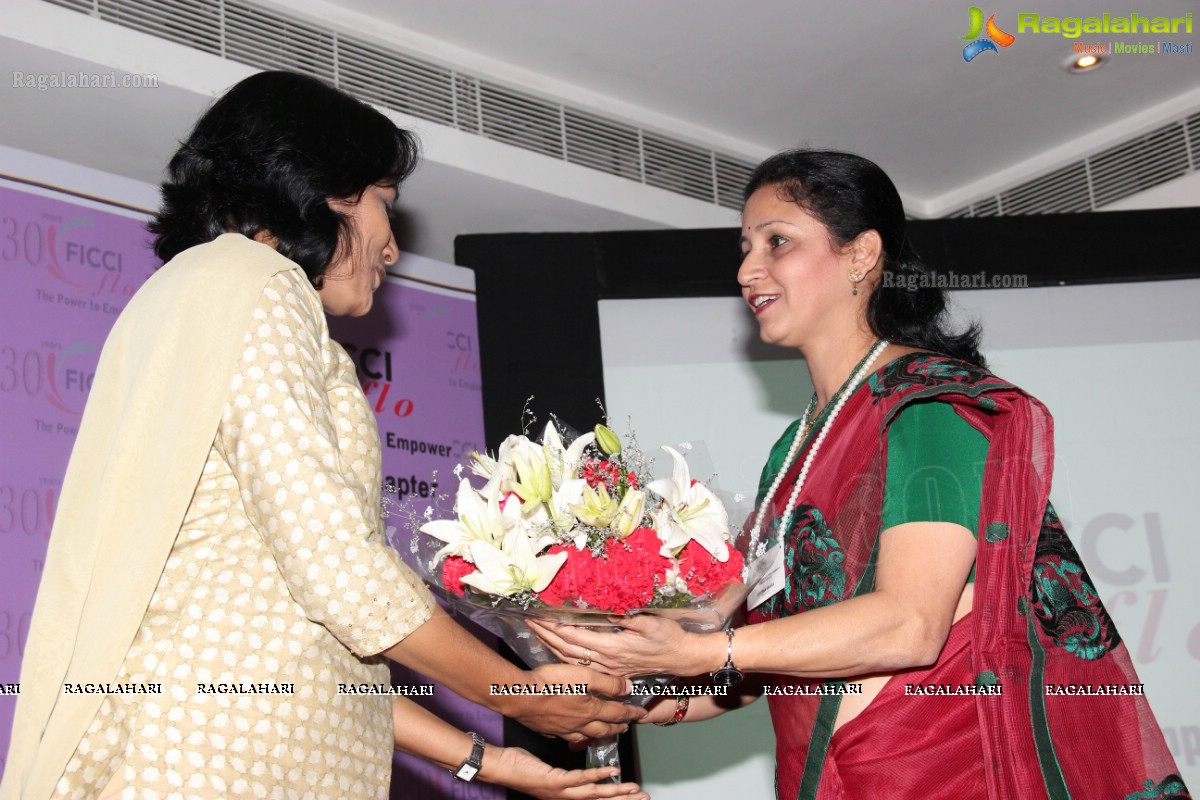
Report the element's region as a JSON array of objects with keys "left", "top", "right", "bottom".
[{"left": 746, "top": 543, "right": 785, "bottom": 610}]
